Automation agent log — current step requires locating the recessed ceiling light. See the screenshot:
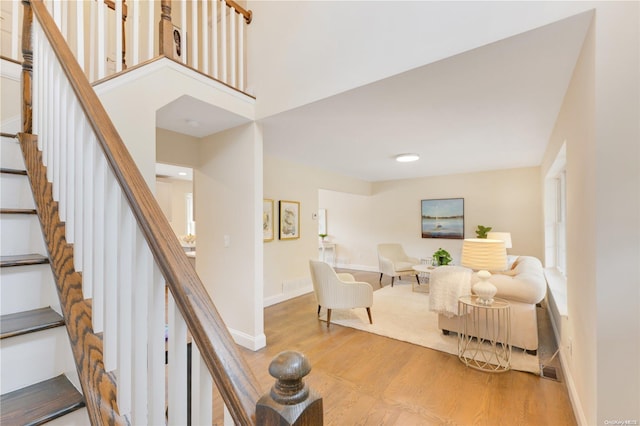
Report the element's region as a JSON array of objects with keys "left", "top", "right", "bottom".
[
  {"left": 395, "top": 153, "right": 420, "bottom": 162},
  {"left": 178, "top": 172, "right": 187, "bottom": 176},
  {"left": 186, "top": 119, "right": 199, "bottom": 128}
]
